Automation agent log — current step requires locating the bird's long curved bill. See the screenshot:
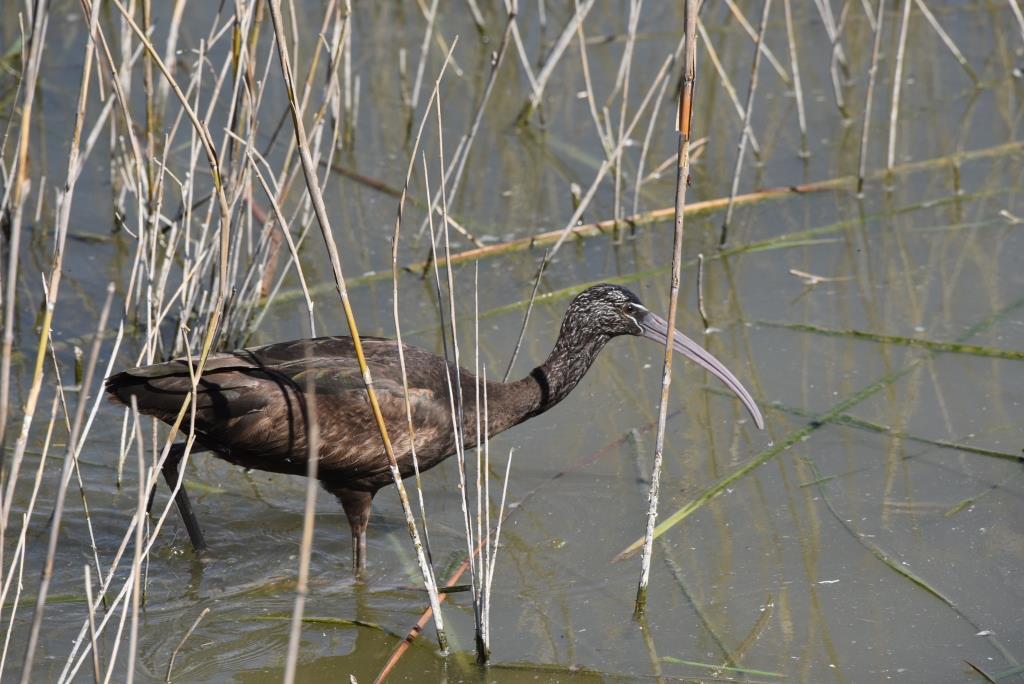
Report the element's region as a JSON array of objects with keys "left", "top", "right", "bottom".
[{"left": 640, "top": 312, "right": 765, "bottom": 429}]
